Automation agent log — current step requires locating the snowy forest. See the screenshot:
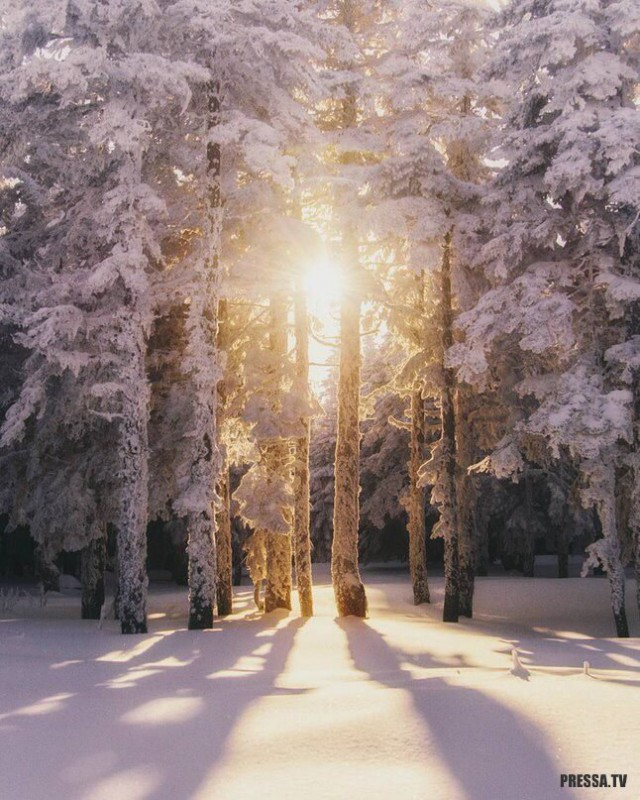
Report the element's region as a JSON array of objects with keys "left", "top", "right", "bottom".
[{"left": 1, "top": 0, "right": 640, "bottom": 646}]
